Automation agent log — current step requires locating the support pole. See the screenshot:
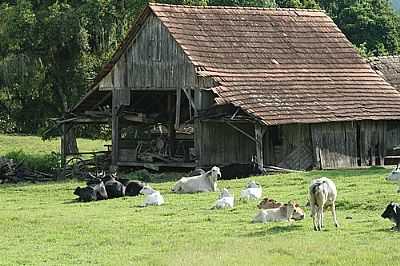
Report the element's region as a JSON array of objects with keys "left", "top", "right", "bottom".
[
  {"left": 255, "top": 123, "right": 265, "bottom": 171},
  {"left": 111, "top": 89, "right": 119, "bottom": 165},
  {"left": 168, "top": 94, "right": 176, "bottom": 157},
  {"left": 175, "top": 88, "right": 181, "bottom": 130}
]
